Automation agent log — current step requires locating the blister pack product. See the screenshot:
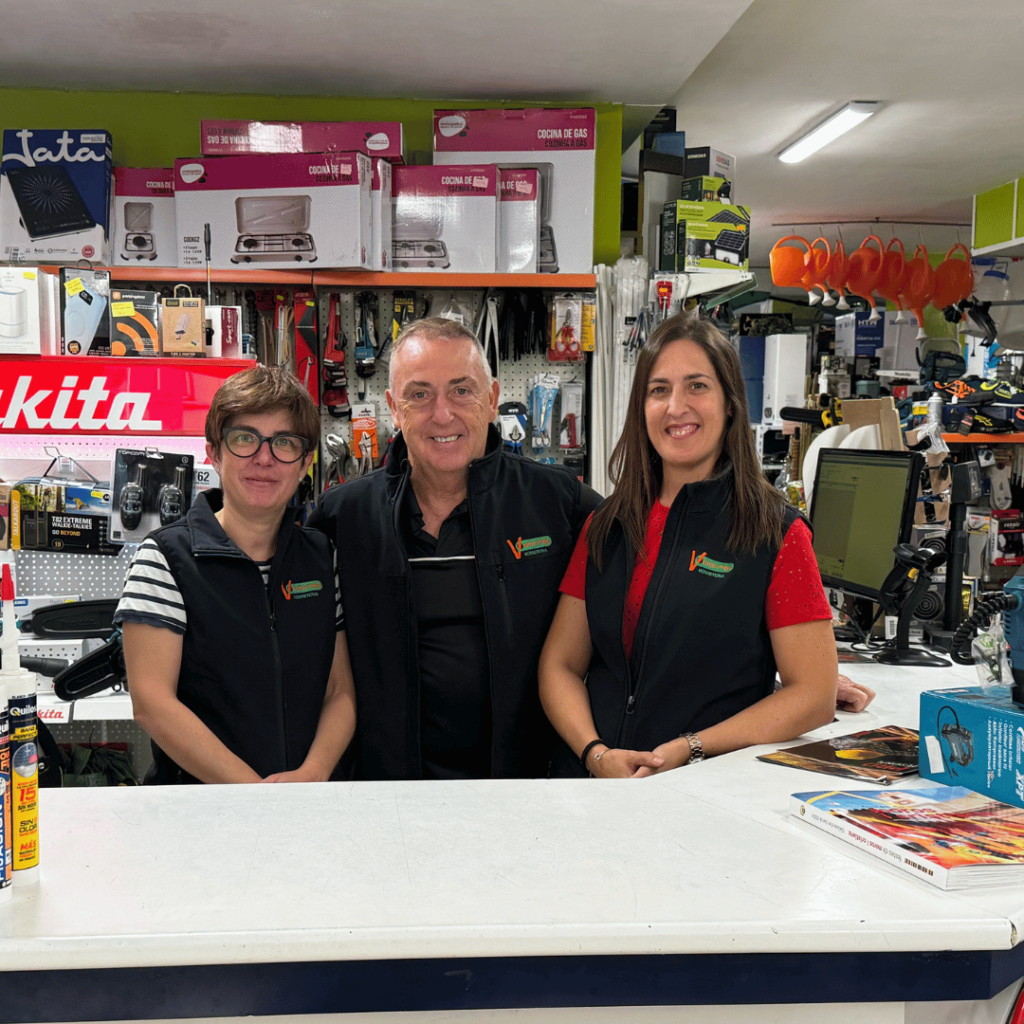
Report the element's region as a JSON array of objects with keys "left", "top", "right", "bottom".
[
  {"left": 109, "top": 449, "right": 194, "bottom": 544},
  {"left": 498, "top": 401, "right": 528, "bottom": 455},
  {"left": 60, "top": 268, "right": 110, "bottom": 356},
  {"left": 0, "top": 129, "right": 112, "bottom": 264},
  {"left": 559, "top": 380, "right": 585, "bottom": 450}
]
